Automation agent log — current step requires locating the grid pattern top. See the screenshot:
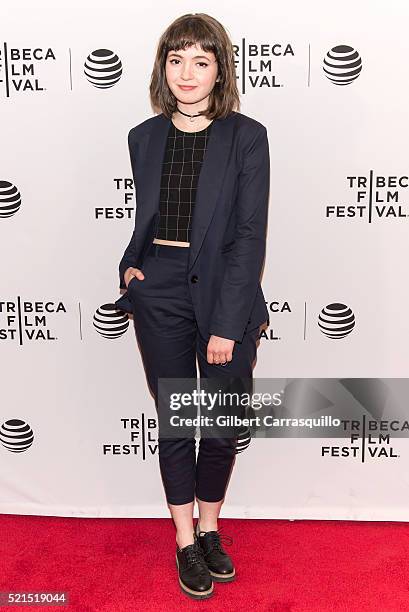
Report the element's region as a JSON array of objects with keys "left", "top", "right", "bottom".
[{"left": 154, "top": 120, "right": 213, "bottom": 242}]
